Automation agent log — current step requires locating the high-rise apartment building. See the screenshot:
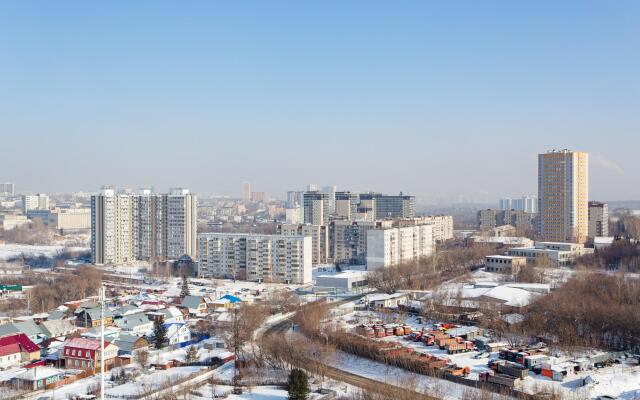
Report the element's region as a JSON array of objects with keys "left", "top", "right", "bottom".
[
  {"left": 22, "top": 194, "right": 50, "bottom": 213},
  {"left": 0, "top": 183, "right": 14, "bottom": 196},
  {"left": 396, "top": 215, "right": 454, "bottom": 242},
  {"left": 322, "top": 185, "right": 337, "bottom": 214},
  {"left": 286, "top": 191, "right": 304, "bottom": 208},
  {"left": 303, "top": 191, "right": 329, "bottom": 225},
  {"left": 588, "top": 201, "right": 609, "bottom": 238},
  {"left": 91, "top": 187, "right": 197, "bottom": 265},
  {"left": 277, "top": 224, "right": 329, "bottom": 265},
  {"left": 91, "top": 188, "right": 134, "bottom": 265},
  {"left": 242, "top": 182, "right": 251, "bottom": 200},
  {"left": 499, "top": 196, "right": 538, "bottom": 213},
  {"left": 538, "top": 150, "right": 589, "bottom": 243},
  {"left": 197, "top": 233, "right": 312, "bottom": 284},
  {"left": 366, "top": 225, "right": 434, "bottom": 270},
  {"left": 359, "top": 193, "right": 416, "bottom": 219},
  {"left": 335, "top": 191, "right": 359, "bottom": 220}
]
